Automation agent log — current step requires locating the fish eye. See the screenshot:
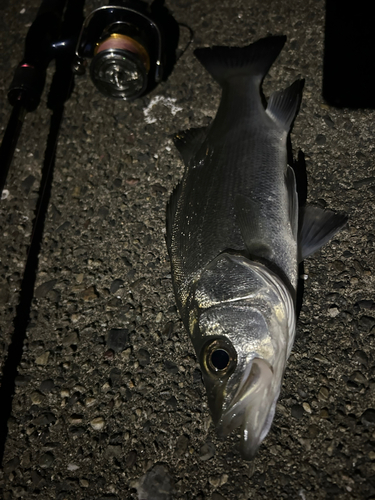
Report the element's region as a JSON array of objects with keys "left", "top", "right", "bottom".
[
  {"left": 211, "top": 349, "right": 230, "bottom": 370},
  {"left": 203, "top": 338, "right": 237, "bottom": 376}
]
